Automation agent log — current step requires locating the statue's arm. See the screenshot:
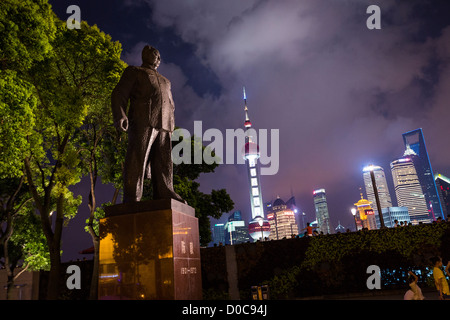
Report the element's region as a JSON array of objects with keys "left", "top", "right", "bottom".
[
  {"left": 111, "top": 66, "right": 136, "bottom": 132},
  {"left": 168, "top": 80, "right": 175, "bottom": 111}
]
